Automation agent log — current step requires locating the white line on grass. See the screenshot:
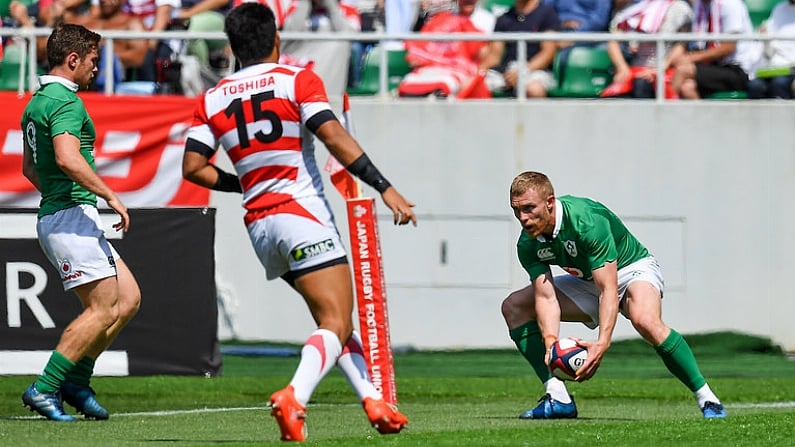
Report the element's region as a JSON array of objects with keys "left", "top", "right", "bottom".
[
  {"left": 727, "top": 401, "right": 795, "bottom": 409},
  {"left": 10, "top": 401, "right": 795, "bottom": 420}
]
